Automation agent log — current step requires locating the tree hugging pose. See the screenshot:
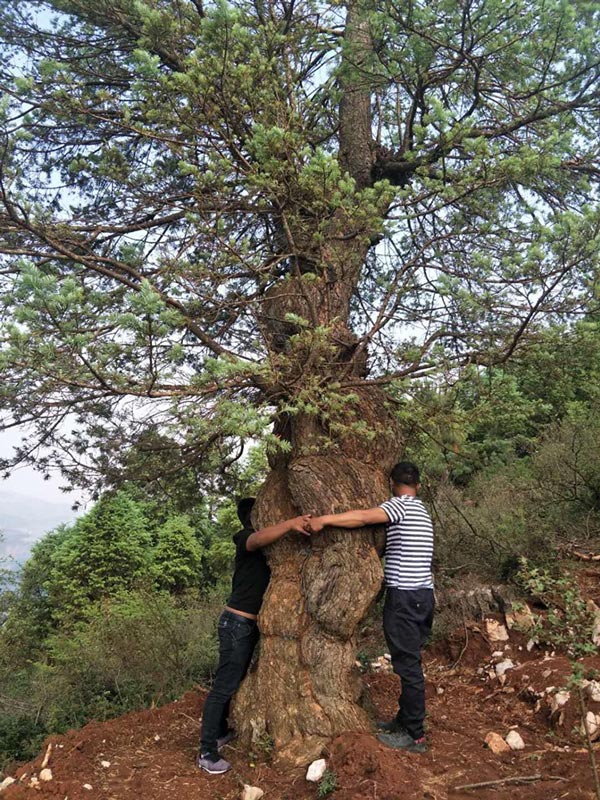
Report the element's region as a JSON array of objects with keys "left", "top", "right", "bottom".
[
  {"left": 306, "top": 462, "right": 434, "bottom": 753},
  {"left": 198, "top": 499, "right": 311, "bottom": 774}
]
